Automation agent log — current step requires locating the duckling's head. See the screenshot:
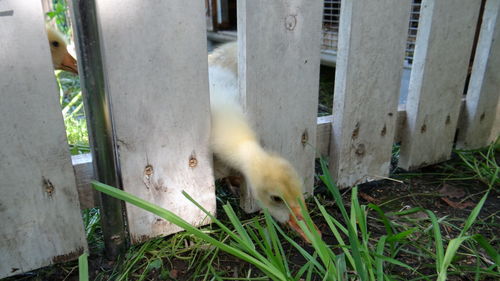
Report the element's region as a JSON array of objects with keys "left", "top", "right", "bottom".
[
  {"left": 46, "top": 27, "right": 78, "bottom": 74},
  {"left": 246, "top": 154, "right": 320, "bottom": 241}
]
